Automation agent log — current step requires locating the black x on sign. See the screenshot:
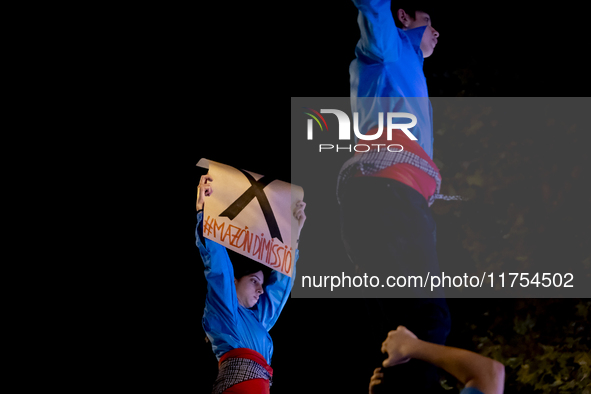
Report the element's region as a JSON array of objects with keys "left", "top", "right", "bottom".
[{"left": 219, "top": 169, "right": 284, "bottom": 243}]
